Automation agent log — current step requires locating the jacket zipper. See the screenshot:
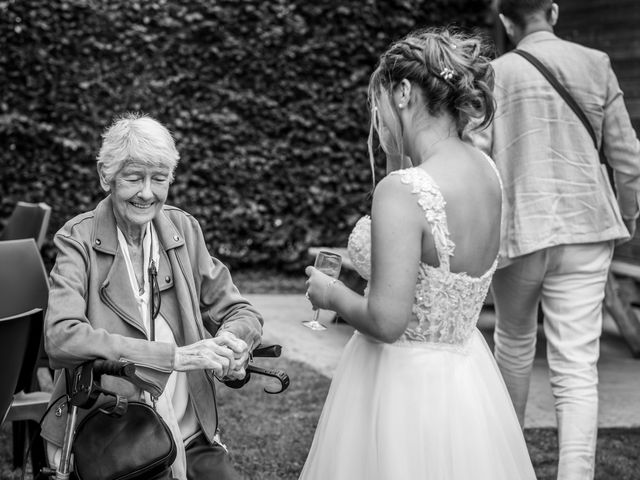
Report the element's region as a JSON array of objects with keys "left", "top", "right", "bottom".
[
  {"left": 174, "top": 249, "right": 219, "bottom": 437},
  {"left": 99, "top": 286, "right": 147, "bottom": 337}
]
